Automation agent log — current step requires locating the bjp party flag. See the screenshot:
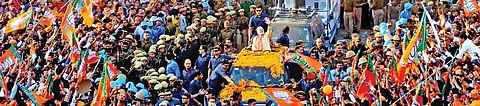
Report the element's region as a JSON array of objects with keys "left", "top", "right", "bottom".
[
  {"left": 4, "top": 9, "right": 33, "bottom": 34},
  {"left": 73, "top": 0, "right": 94, "bottom": 27},
  {"left": 39, "top": 10, "right": 55, "bottom": 27},
  {"left": 460, "top": 0, "right": 480, "bottom": 17}
]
